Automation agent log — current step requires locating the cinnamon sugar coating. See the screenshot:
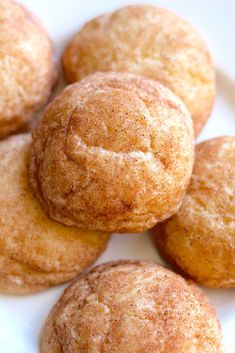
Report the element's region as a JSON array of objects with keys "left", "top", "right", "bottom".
[
  {"left": 62, "top": 5, "right": 215, "bottom": 135},
  {"left": 154, "top": 136, "right": 235, "bottom": 288},
  {"left": 0, "top": 0, "right": 57, "bottom": 139},
  {"left": 29, "top": 72, "right": 194, "bottom": 233},
  {"left": 0, "top": 134, "right": 109, "bottom": 294},
  {"left": 41, "top": 261, "right": 223, "bottom": 353}
]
